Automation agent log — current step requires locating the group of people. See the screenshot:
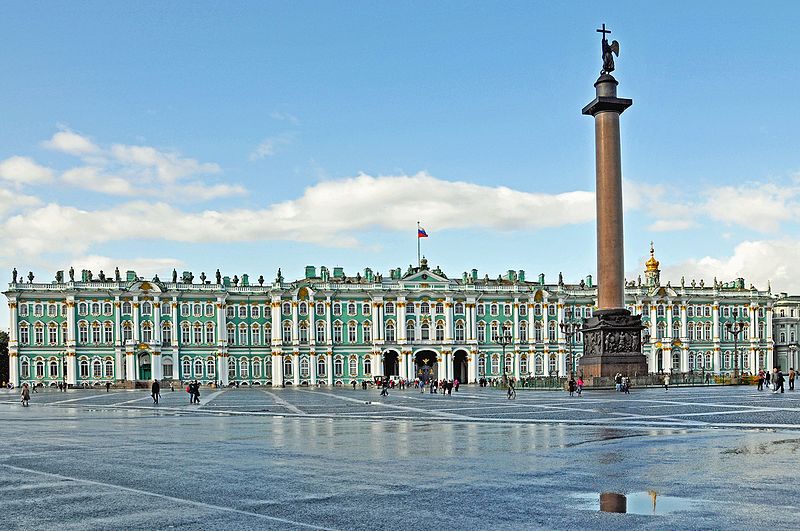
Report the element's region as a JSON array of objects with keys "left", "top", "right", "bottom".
[
  {"left": 417, "top": 378, "right": 459, "bottom": 395},
  {"left": 757, "top": 367, "right": 795, "bottom": 393},
  {"left": 568, "top": 375, "right": 585, "bottom": 397},
  {"left": 614, "top": 373, "right": 632, "bottom": 393},
  {"left": 186, "top": 380, "right": 202, "bottom": 403}
]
